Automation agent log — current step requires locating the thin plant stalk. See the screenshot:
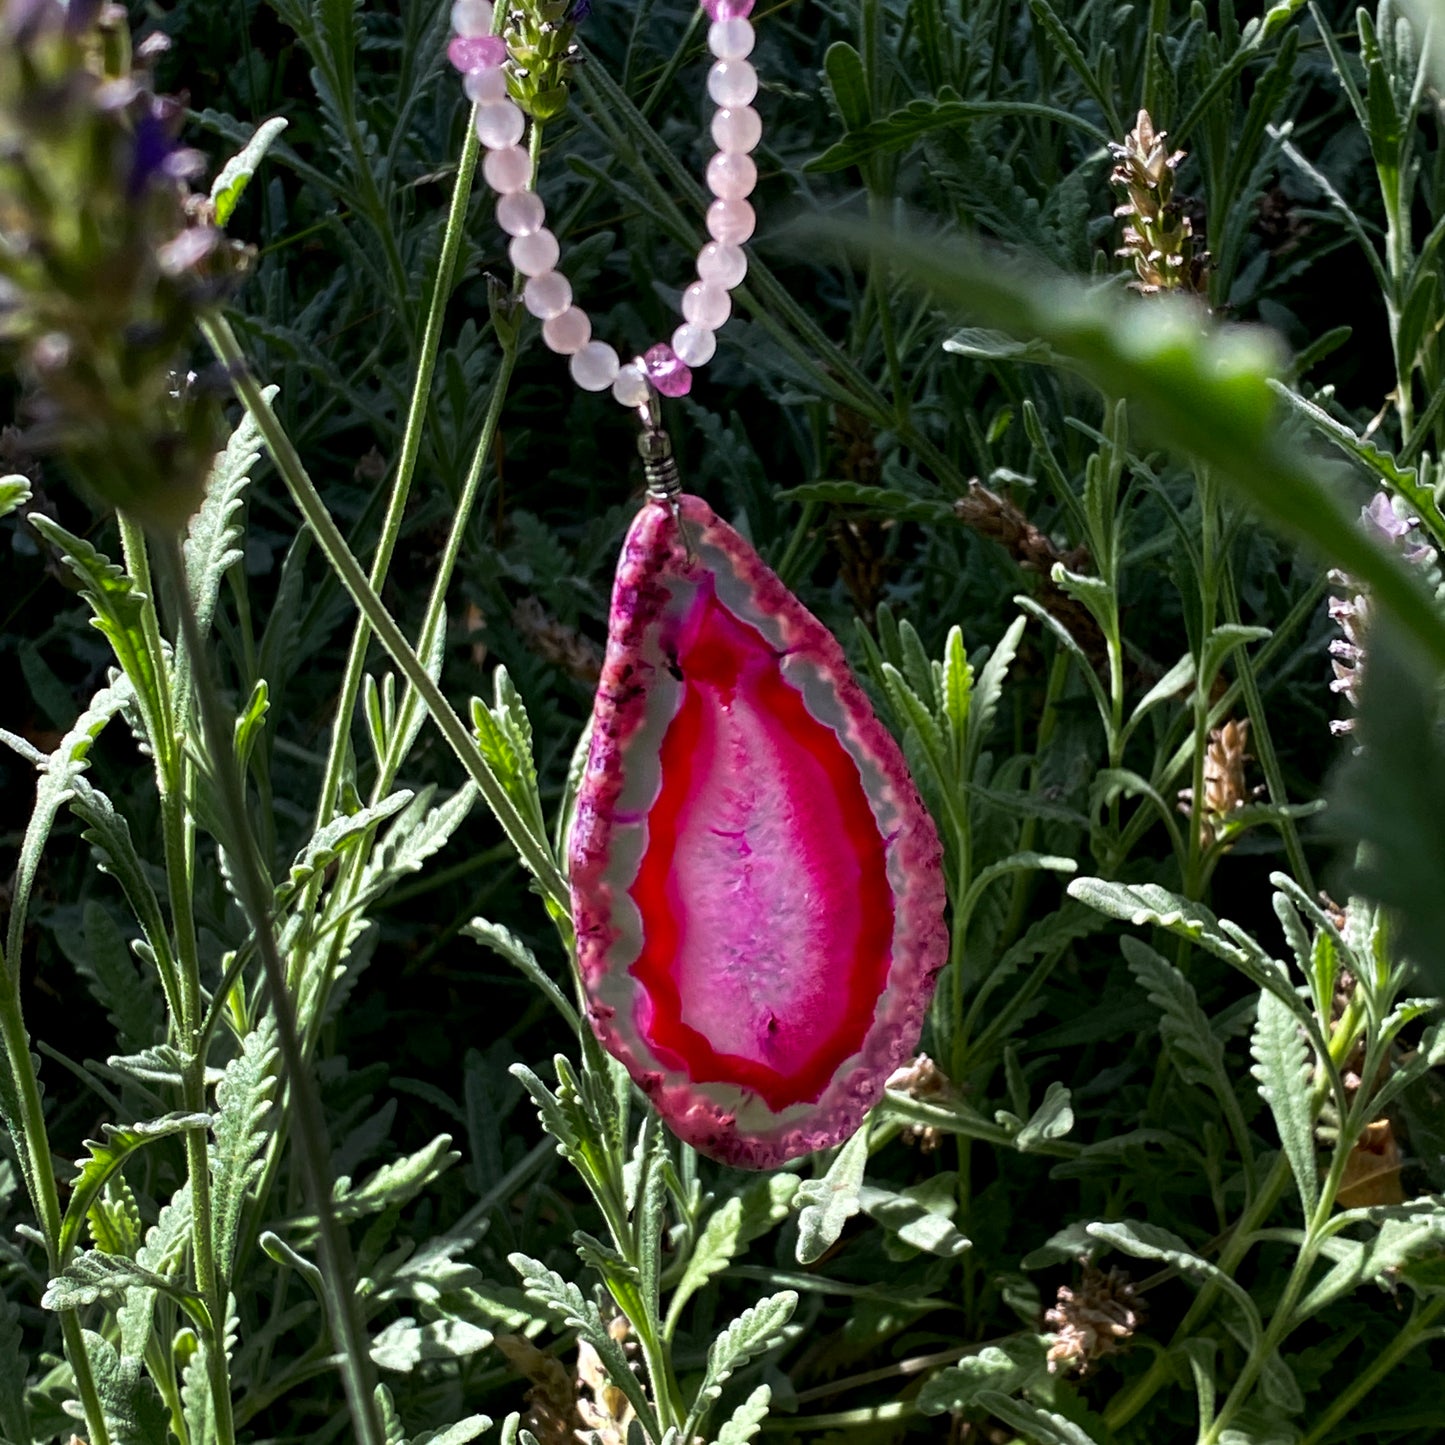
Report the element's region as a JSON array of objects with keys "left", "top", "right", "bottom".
[
  {"left": 0, "top": 941, "right": 114, "bottom": 1445},
  {"left": 150, "top": 531, "right": 388, "bottom": 1445},
  {"left": 117, "top": 513, "right": 238, "bottom": 1445}
]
